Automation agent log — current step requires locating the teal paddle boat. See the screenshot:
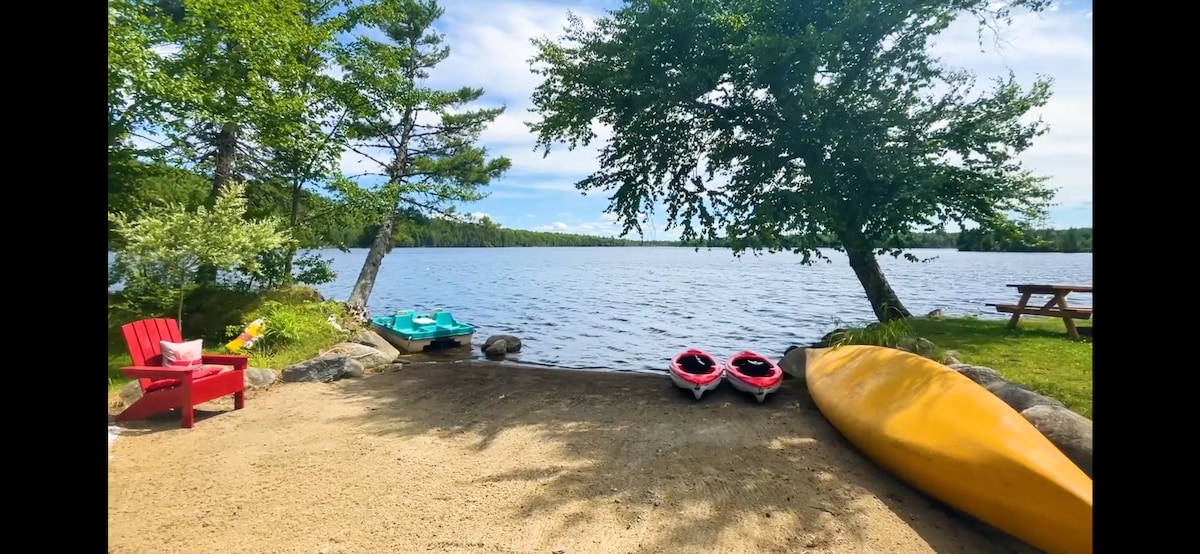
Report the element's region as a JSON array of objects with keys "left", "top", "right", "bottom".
[{"left": 371, "top": 310, "right": 476, "bottom": 353}]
